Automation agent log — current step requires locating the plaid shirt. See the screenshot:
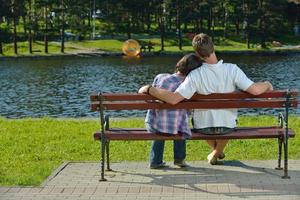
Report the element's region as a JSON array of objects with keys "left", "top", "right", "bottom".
[{"left": 145, "top": 73, "right": 191, "bottom": 138}]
